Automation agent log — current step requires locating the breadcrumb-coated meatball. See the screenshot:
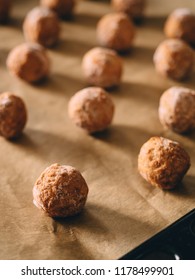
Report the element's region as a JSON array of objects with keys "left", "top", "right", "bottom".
[
  {"left": 0, "top": 92, "right": 27, "bottom": 139},
  {"left": 153, "top": 39, "right": 194, "bottom": 81},
  {"left": 0, "top": 0, "right": 11, "bottom": 23},
  {"left": 23, "top": 6, "right": 60, "bottom": 47},
  {"left": 138, "top": 136, "right": 190, "bottom": 189},
  {"left": 112, "top": 0, "right": 146, "bottom": 20},
  {"left": 82, "top": 47, "right": 123, "bottom": 88},
  {"left": 164, "top": 8, "right": 195, "bottom": 46},
  {"left": 97, "top": 13, "right": 135, "bottom": 52},
  {"left": 40, "top": 0, "right": 75, "bottom": 18},
  {"left": 6, "top": 42, "right": 50, "bottom": 83},
  {"left": 68, "top": 87, "right": 115, "bottom": 133},
  {"left": 33, "top": 163, "right": 89, "bottom": 218},
  {"left": 159, "top": 86, "right": 195, "bottom": 134}
]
